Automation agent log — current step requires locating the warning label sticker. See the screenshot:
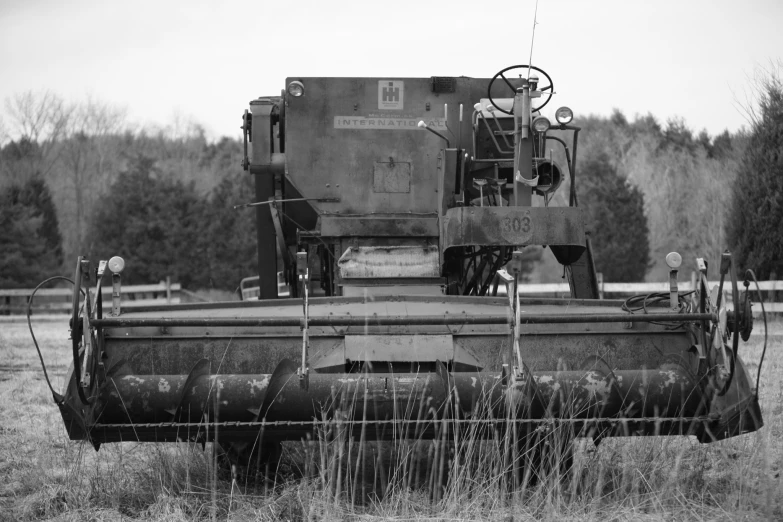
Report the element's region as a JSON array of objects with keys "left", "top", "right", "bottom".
[
  {"left": 378, "top": 80, "right": 404, "bottom": 110},
  {"left": 334, "top": 117, "right": 447, "bottom": 130}
]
